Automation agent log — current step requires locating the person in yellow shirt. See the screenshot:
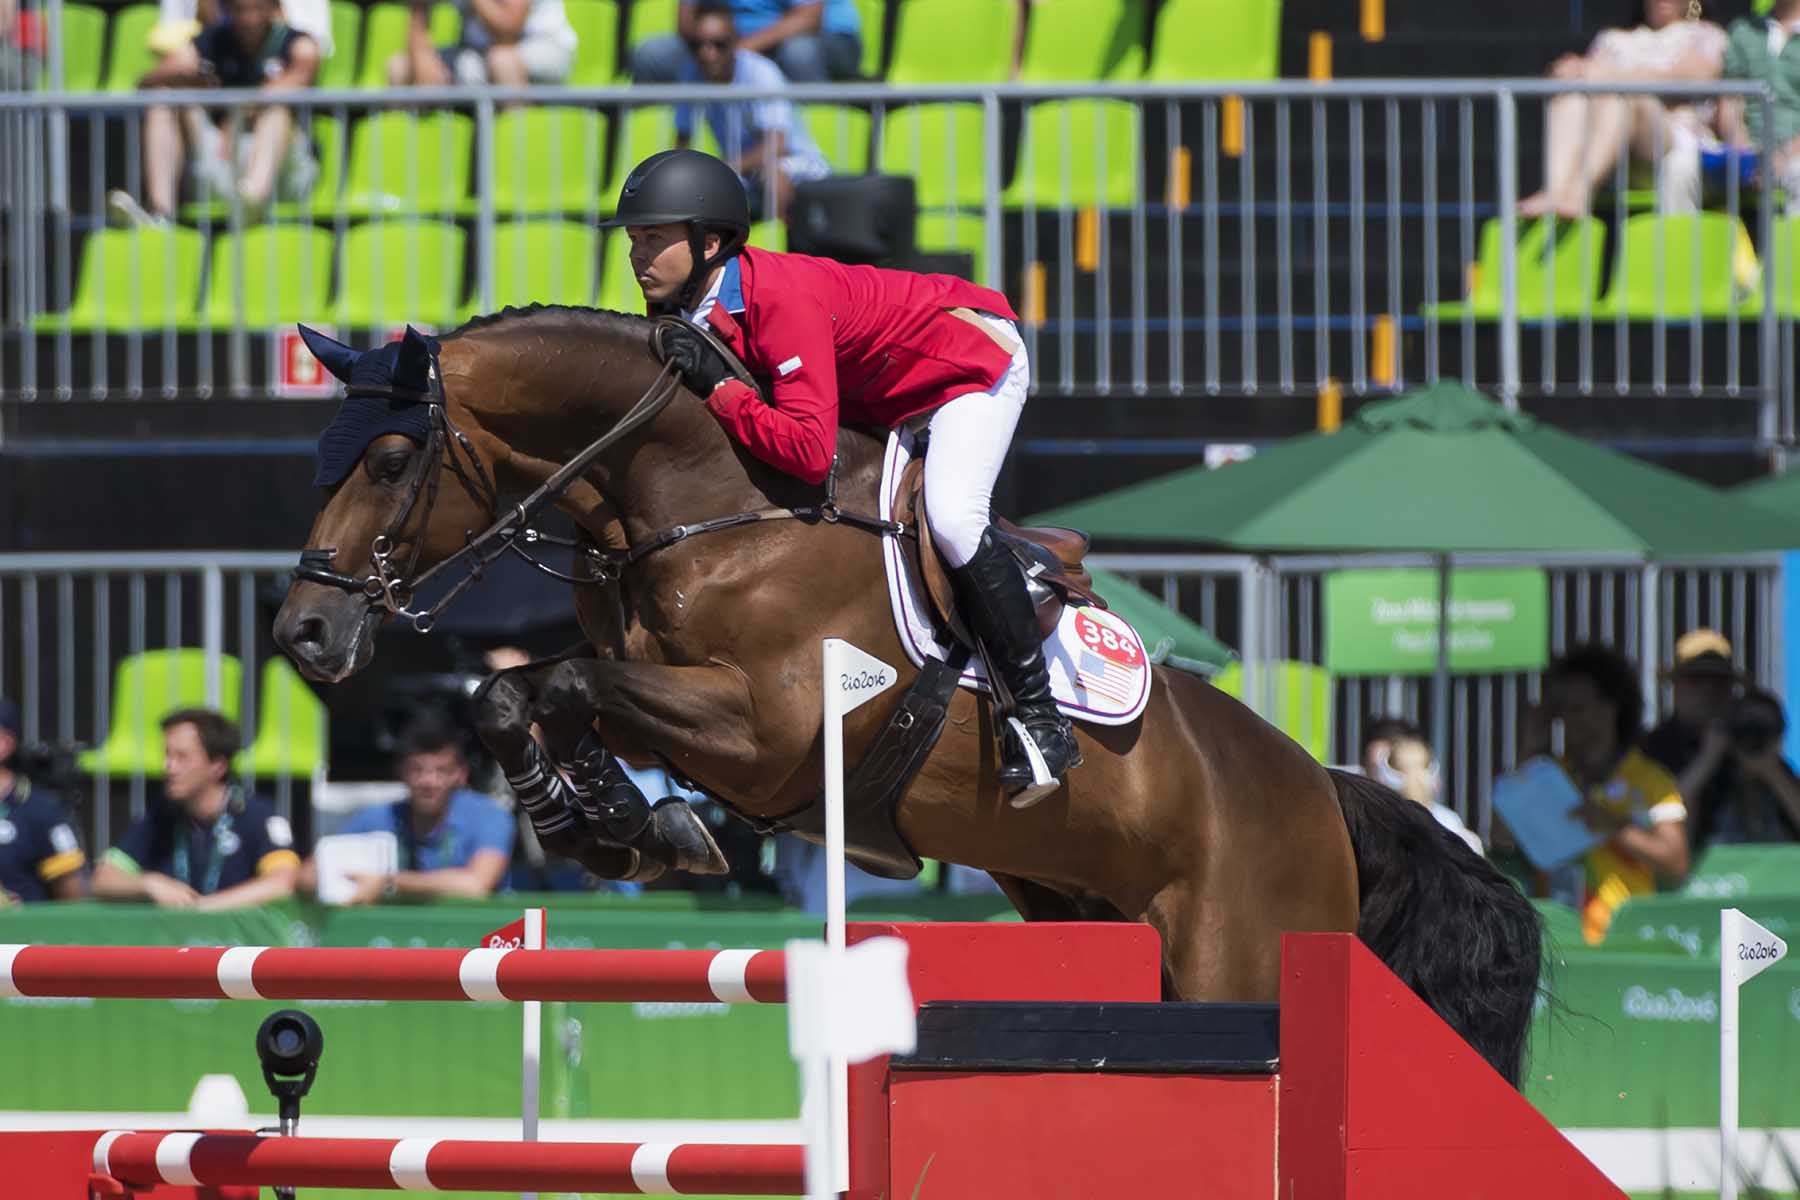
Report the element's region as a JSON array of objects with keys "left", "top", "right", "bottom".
[{"left": 1541, "top": 645, "right": 1691, "bottom": 943}]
